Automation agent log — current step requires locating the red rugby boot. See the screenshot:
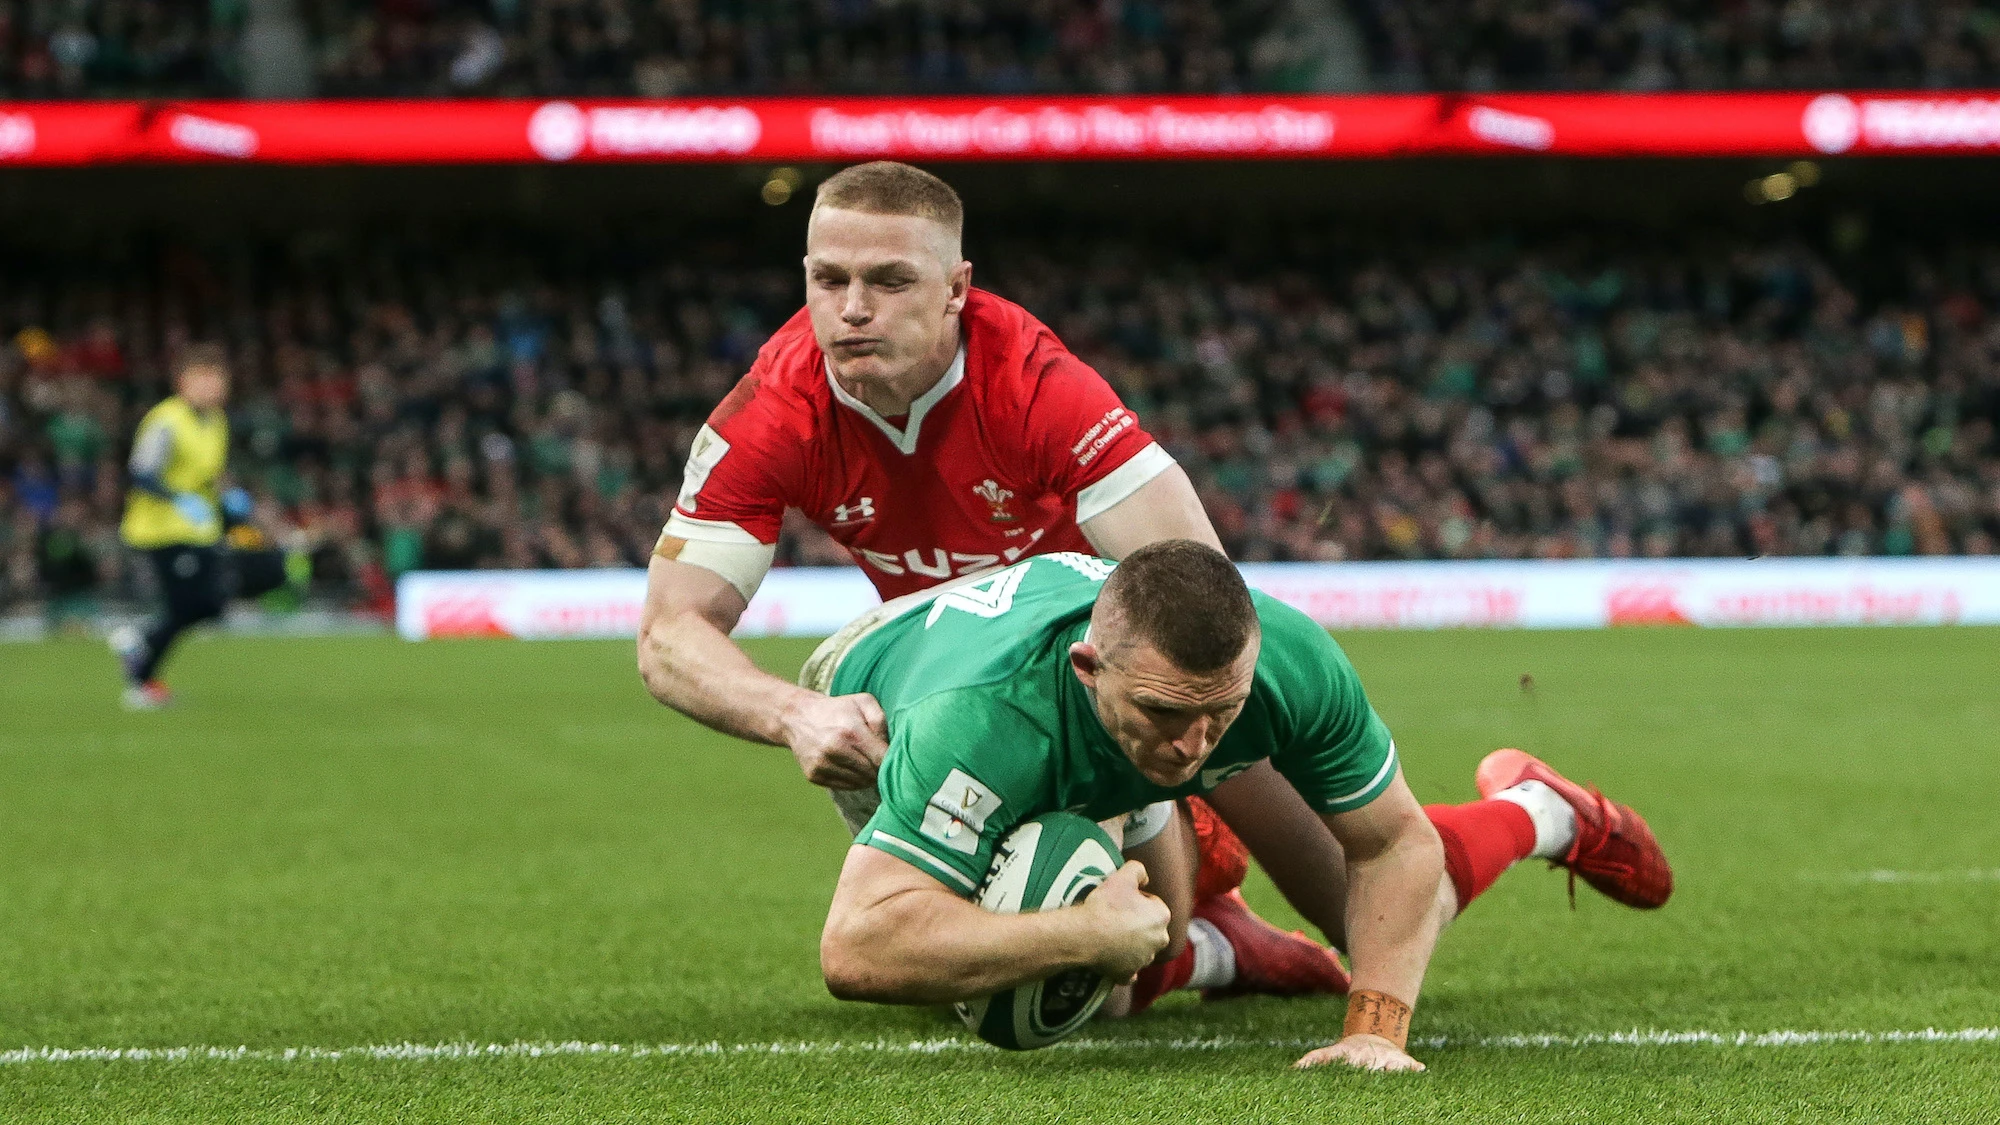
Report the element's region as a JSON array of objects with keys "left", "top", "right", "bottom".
[
  {"left": 1187, "top": 796, "right": 1249, "bottom": 902},
  {"left": 121, "top": 680, "right": 173, "bottom": 711},
  {"left": 1194, "top": 889, "right": 1350, "bottom": 1001},
  {"left": 1475, "top": 749, "right": 1673, "bottom": 909}
]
